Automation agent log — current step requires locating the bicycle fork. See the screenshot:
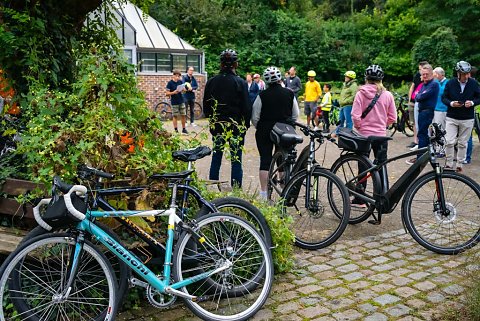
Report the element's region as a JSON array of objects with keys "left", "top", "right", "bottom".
[{"left": 432, "top": 164, "right": 450, "bottom": 216}]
